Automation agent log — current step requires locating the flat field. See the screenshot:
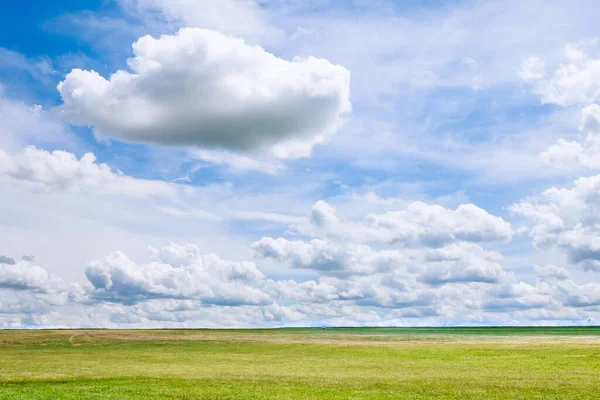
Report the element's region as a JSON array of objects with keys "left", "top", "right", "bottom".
[{"left": 1, "top": 327, "right": 599, "bottom": 399}]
